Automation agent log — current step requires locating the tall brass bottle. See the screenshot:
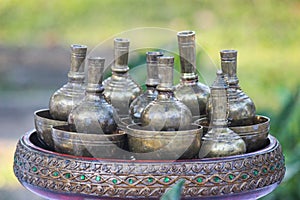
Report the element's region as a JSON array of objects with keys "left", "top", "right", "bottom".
[
  {"left": 174, "top": 31, "right": 210, "bottom": 118},
  {"left": 49, "top": 44, "right": 87, "bottom": 121},
  {"left": 129, "top": 51, "right": 163, "bottom": 123},
  {"left": 141, "top": 56, "right": 192, "bottom": 131},
  {"left": 68, "top": 57, "right": 118, "bottom": 134},
  {"left": 220, "top": 50, "right": 256, "bottom": 126},
  {"left": 199, "top": 71, "right": 246, "bottom": 158},
  {"left": 103, "top": 38, "right": 142, "bottom": 117}
]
